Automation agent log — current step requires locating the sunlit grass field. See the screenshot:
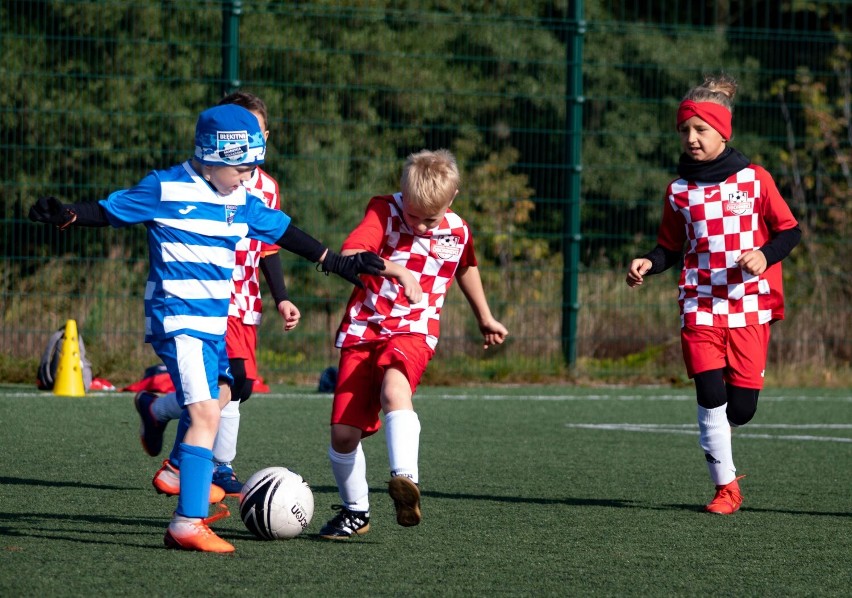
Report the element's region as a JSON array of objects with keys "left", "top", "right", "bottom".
[{"left": 0, "top": 384, "right": 849, "bottom": 596}]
